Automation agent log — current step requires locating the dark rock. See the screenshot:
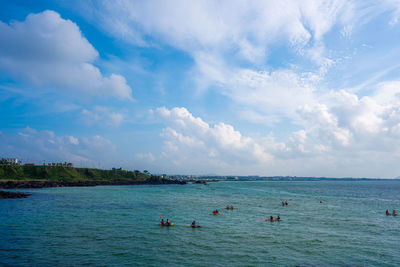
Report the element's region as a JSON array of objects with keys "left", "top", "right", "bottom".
[
  {"left": 0, "top": 190, "right": 31, "bottom": 199},
  {"left": 0, "top": 178, "right": 186, "bottom": 189}
]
